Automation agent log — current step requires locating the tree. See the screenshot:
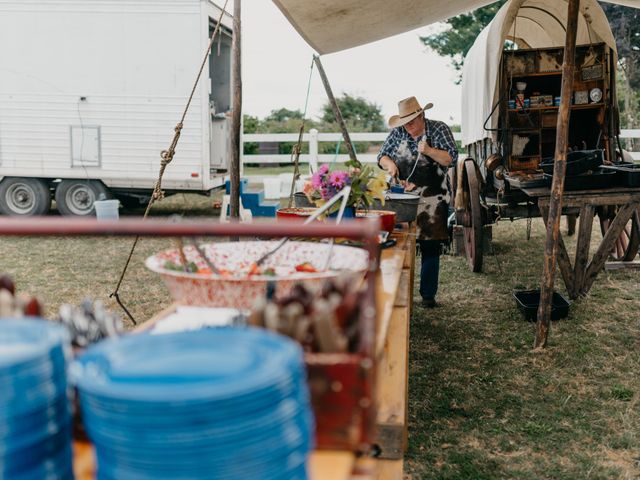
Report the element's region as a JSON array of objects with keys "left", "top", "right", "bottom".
[
  {"left": 602, "top": 3, "right": 640, "bottom": 143},
  {"left": 421, "top": 1, "right": 506, "bottom": 81},
  {"left": 320, "top": 94, "right": 385, "bottom": 132},
  {"left": 264, "top": 108, "right": 304, "bottom": 123},
  {"left": 242, "top": 114, "right": 259, "bottom": 155},
  {"left": 256, "top": 108, "right": 313, "bottom": 155},
  {"left": 319, "top": 94, "right": 385, "bottom": 155}
]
